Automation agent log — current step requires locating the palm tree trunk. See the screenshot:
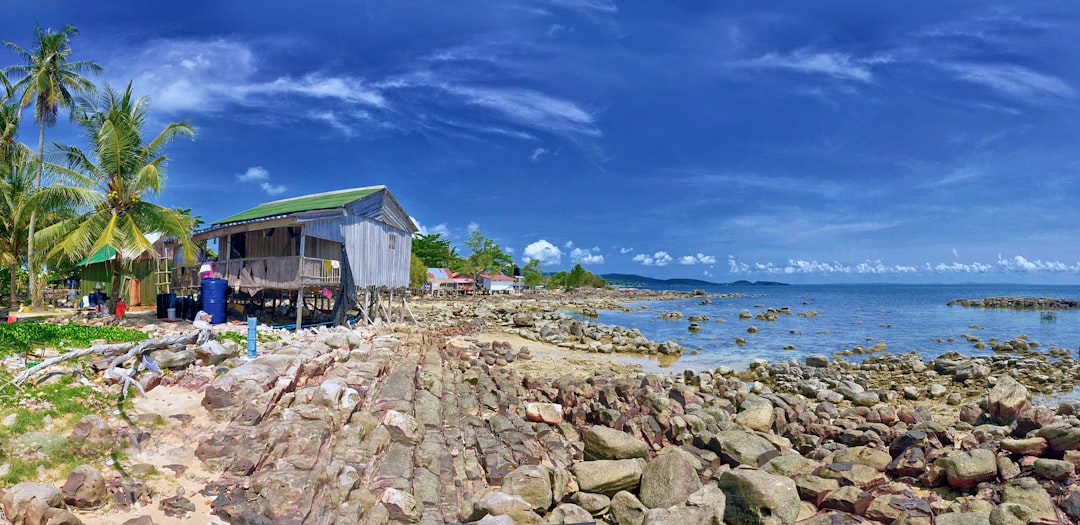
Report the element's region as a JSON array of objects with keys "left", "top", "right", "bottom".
[
  {"left": 110, "top": 255, "right": 124, "bottom": 315},
  {"left": 8, "top": 263, "right": 16, "bottom": 307},
  {"left": 27, "top": 124, "right": 43, "bottom": 310}
]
